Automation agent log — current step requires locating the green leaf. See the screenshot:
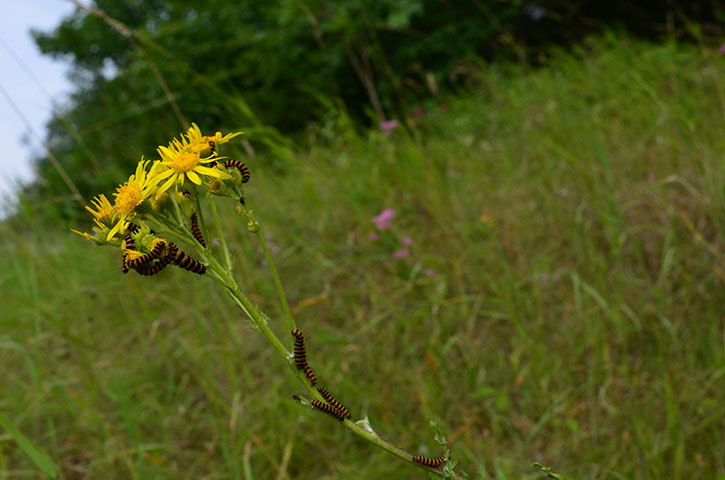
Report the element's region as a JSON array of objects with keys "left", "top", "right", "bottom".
[{"left": 0, "top": 410, "right": 58, "bottom": 477}]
